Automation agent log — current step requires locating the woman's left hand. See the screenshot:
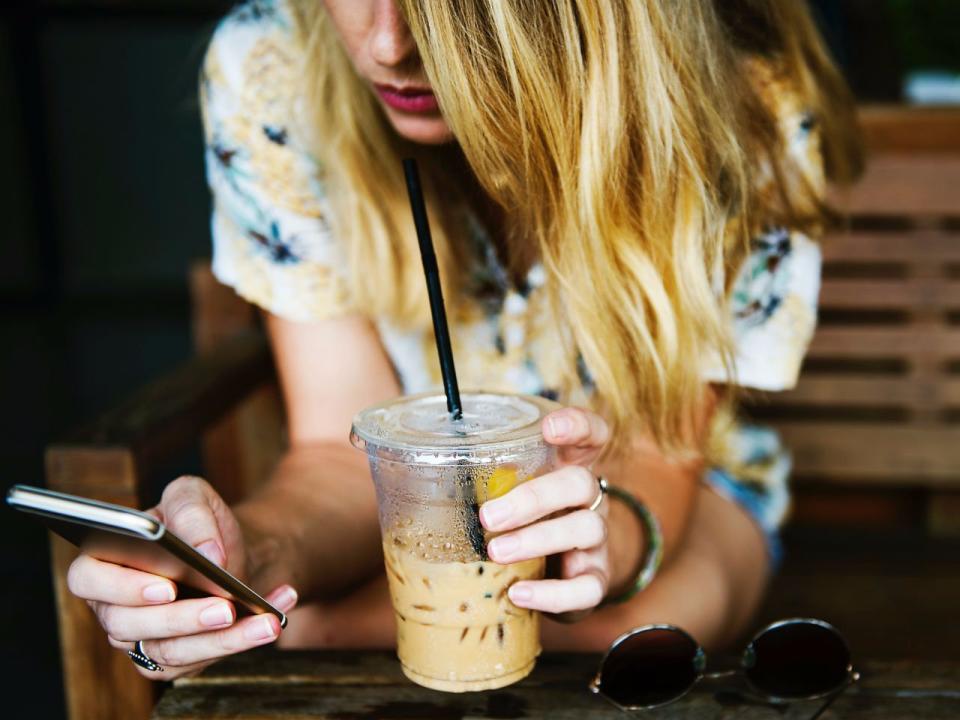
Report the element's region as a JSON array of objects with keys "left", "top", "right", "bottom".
[{"left": 479, "top": 406, "right": 611, "bottom": 617}]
